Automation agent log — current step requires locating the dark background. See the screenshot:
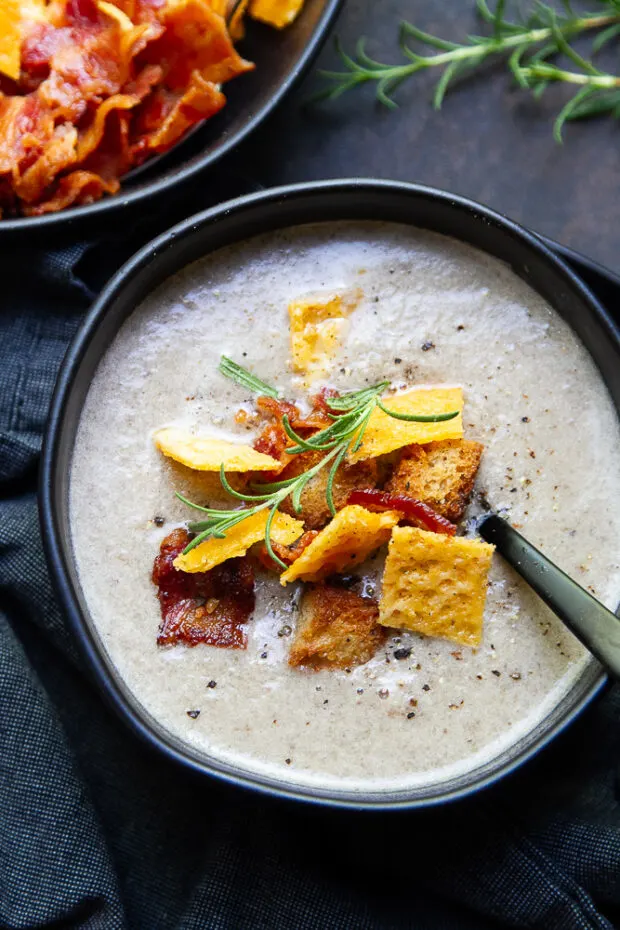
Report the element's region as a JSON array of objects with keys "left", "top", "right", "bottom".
[
  {"left": 4, "top": 3, "right": 620, "bottom": 930},
  {"left": 241, "top": 0, "right": 619, "bottom": 275}
]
